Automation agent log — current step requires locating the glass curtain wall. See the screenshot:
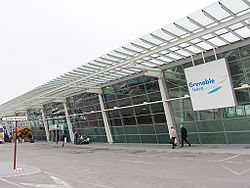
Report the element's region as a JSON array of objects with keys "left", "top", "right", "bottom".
[
  {"left": 103, "top": 76, "right": 171, "bottom": 144},
  {"left": 27, "top": 109, "right": 46, "bottom": 140},
  {"left": 43, "top": 103, "right": 70, "bottom": 142},
  {"left": 163, "top": 44, "right": 250, "bottom": 144},
  {"left": 67, "top": 93, "right": 107, "bottom": 142}
]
